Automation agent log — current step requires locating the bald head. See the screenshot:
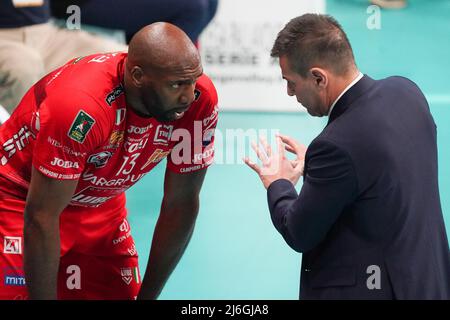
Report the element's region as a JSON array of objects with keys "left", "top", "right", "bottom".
[
  {"left": 127, "top": 22, "right": 200, "bottom": 72},
  {"left": 123, "top": 22, "right": 204, "bottom": 122}
]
